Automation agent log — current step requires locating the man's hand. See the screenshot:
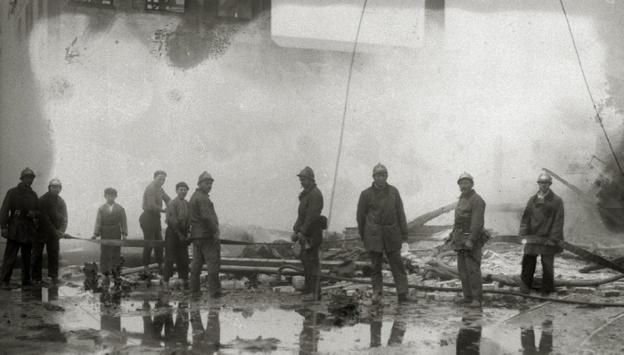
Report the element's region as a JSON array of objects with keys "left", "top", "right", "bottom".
[
  {"left": 545, "top": 239, "right": 558, "bottom": 247},
  {"left": 400, "top": 242, "right": 410, "bottom": 256},
  {"left": 465, "top": 239, "right": 474, "bottom": 249},
  {"left": 91, "top": 234, "right": 99, "bottom": 240},
  {"left": 121, "top": 233, "right": 127, "bottom": 240},
  {"left": 290, "top": 232, "right": 299, "bottom": 242}
]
